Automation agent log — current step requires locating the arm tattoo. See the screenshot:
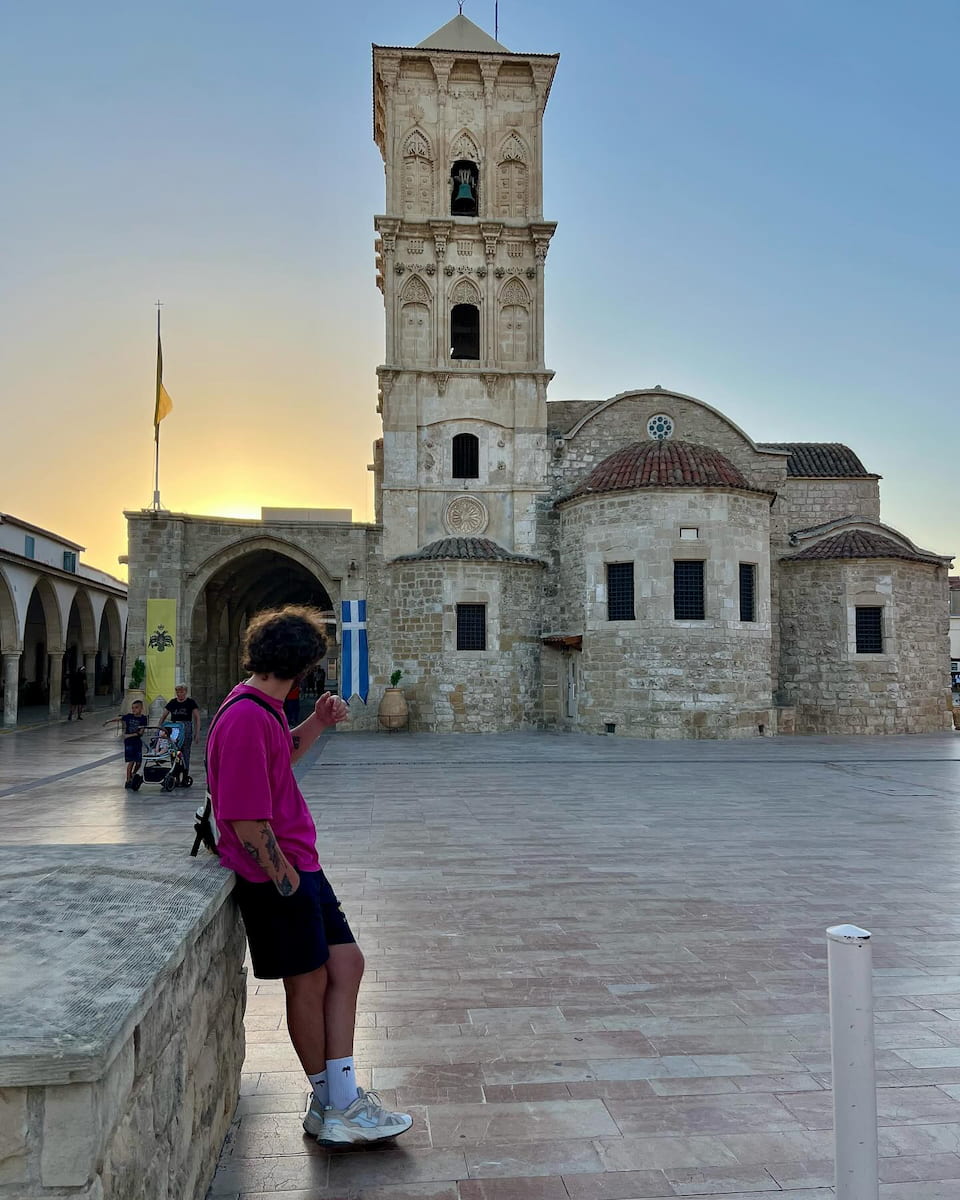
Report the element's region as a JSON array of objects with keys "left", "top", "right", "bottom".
[
  {"left": 255, "top": 822, "right": 297, "bottom": 895},
  {"left": 291, "top": 734, "right": 301, "bottom": 749}
]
